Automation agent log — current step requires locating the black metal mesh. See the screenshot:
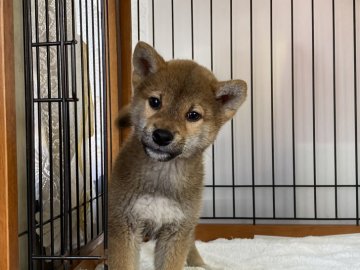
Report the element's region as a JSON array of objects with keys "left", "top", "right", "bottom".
[
  {"left": 23, "top": 0, "right": 108, "bottom": 268},
  {"left": 133, "top": 0, "right": 360, "bottom": 225}
]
